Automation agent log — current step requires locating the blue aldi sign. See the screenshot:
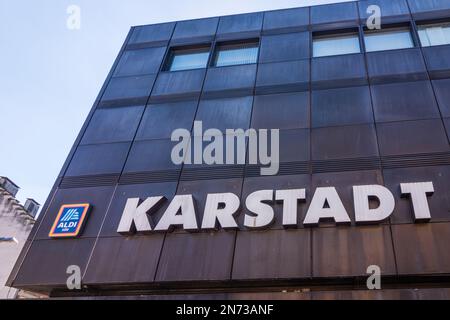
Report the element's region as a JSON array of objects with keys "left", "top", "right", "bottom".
[{"left": 49, "top": 204, "right": 90, "bottom": 238}]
